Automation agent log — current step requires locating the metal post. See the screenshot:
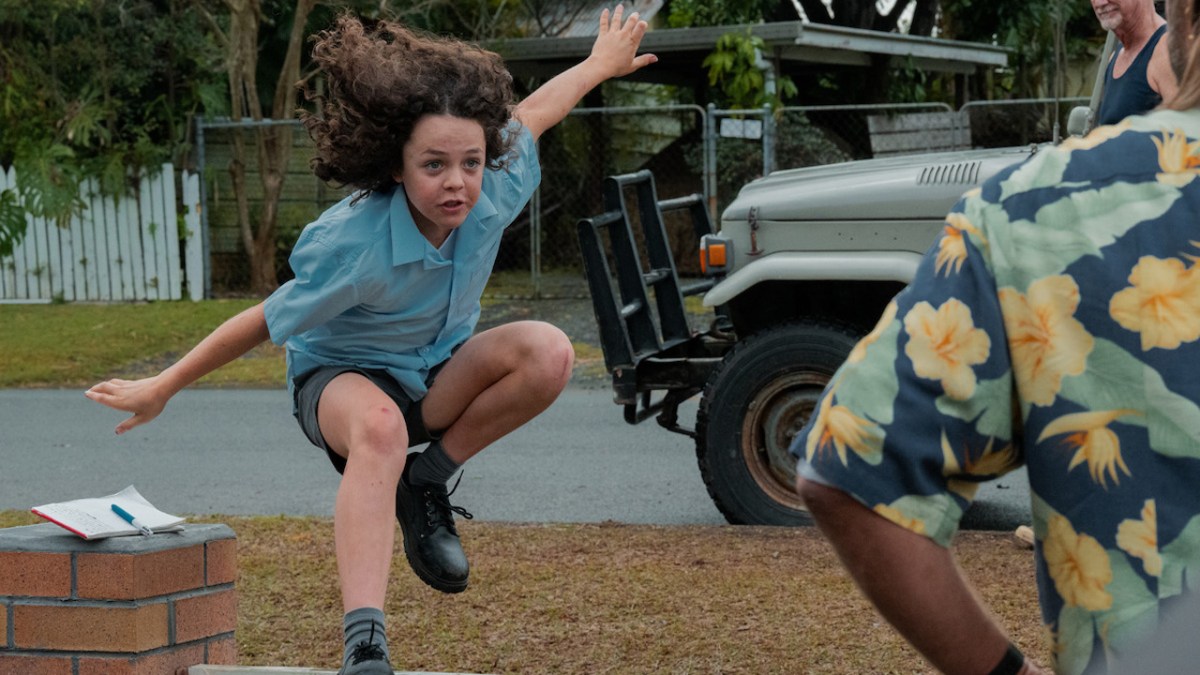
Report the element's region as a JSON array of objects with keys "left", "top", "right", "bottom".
[
  {"left": 700, "top": 100, "right": 710, "bottom": 223},
  {"left": 754, "top": 46, "right": 778, "bottom": 177},
  {"left": 192, "top": 116, "right": 303, "bottom": 299},
  {"left": 530, "top": 181, "right": 542, "bottom": 299},
  {"left": 195, "top": 117, "right": 212, "bottom": 299},
  {"left": 1085, "top": 32, "right": 1117, "bottom": 135},
  {"left": 762, "top": 103, "right": 776, "bottom": 176}
]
